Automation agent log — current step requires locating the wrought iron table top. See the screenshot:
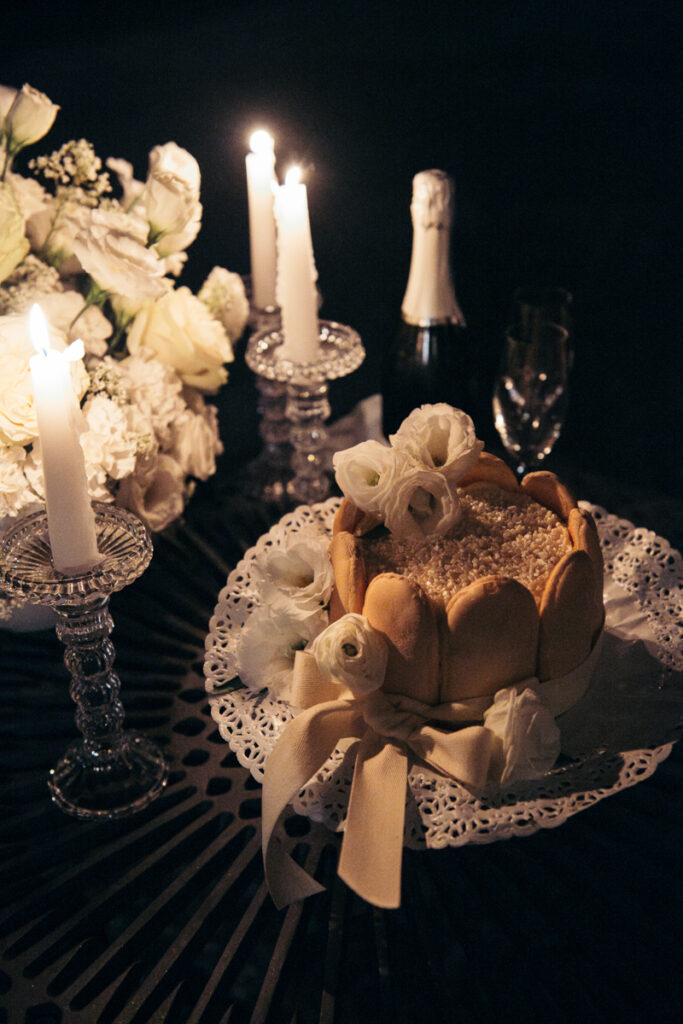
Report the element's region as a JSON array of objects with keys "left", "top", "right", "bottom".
[{"left": 1, "top": 477, "right": 681, "bottom": 1024}]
